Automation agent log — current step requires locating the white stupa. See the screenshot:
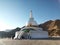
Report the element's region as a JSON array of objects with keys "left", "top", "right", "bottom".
[
  {"left": 27, "top": 10, "right": 37, "bottom": 26},
  {"left": 14, "top": 10, "right": 48, "bottom": 39}
]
